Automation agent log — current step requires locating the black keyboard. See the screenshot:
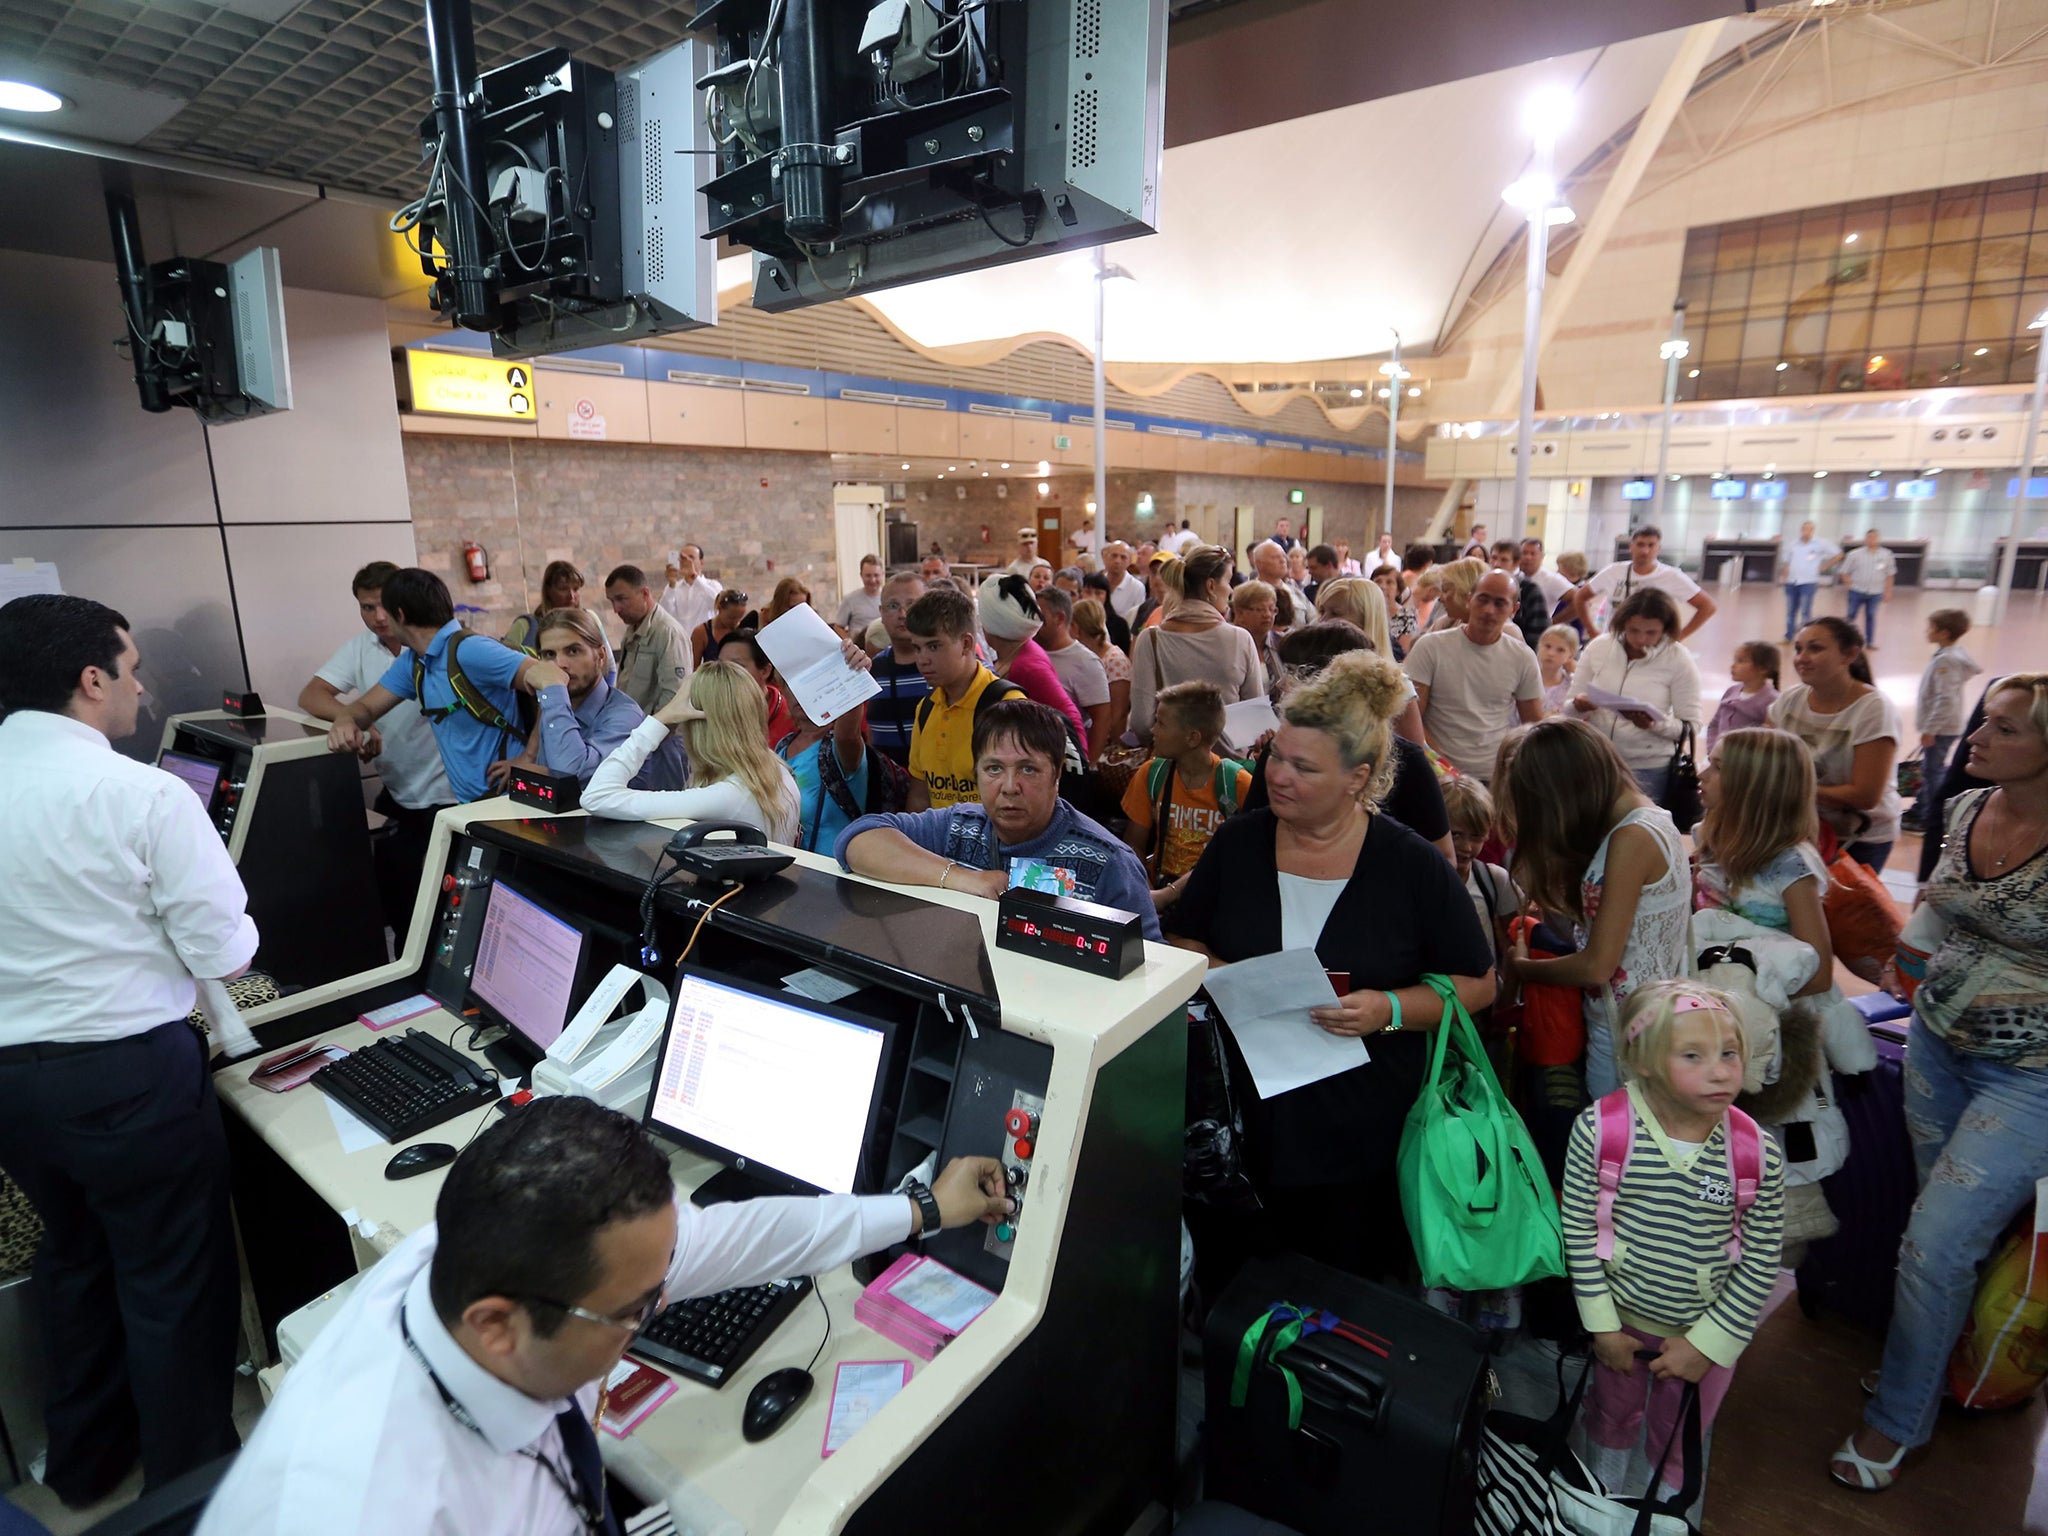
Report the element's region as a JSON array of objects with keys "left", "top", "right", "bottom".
[
  {"left": 628, "top": 1276, "right": 813, "bottom": 1387},
  {"left": 310, "top": 1028, "right": 500, "bottom": 1143}
]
